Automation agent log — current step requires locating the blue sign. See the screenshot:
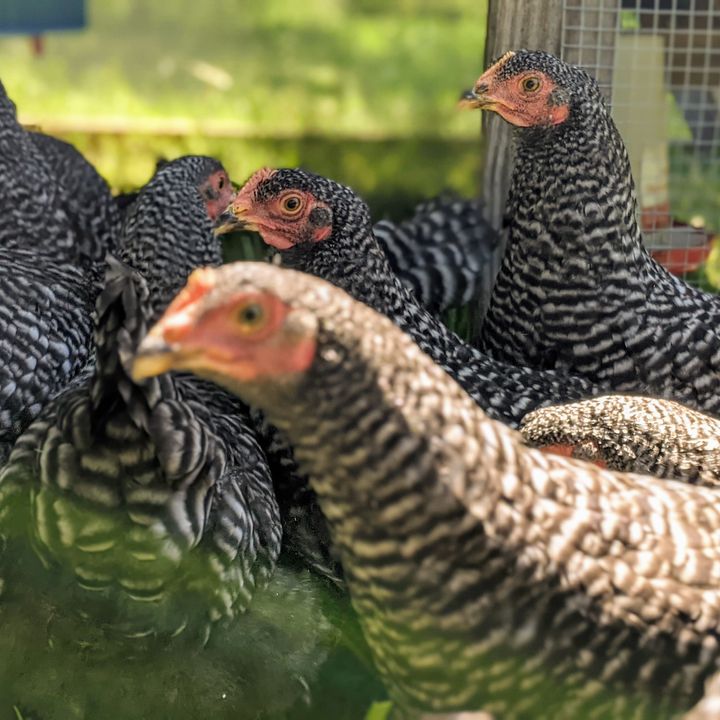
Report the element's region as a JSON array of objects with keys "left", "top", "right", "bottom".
[{"left": 0, "top": 0, "right": 86, "bottom": 34}]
